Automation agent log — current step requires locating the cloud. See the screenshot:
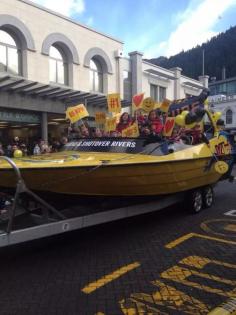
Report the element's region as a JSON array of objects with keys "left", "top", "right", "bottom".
[
  {"left": 144, "top": 0, "right": 236, "bottom": 58},
  {"left": 86, "top": 16, "right": 94, "bottom": 26},
  {"left": 30, "top": 0, "right": 85, "bottom": 16}
]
